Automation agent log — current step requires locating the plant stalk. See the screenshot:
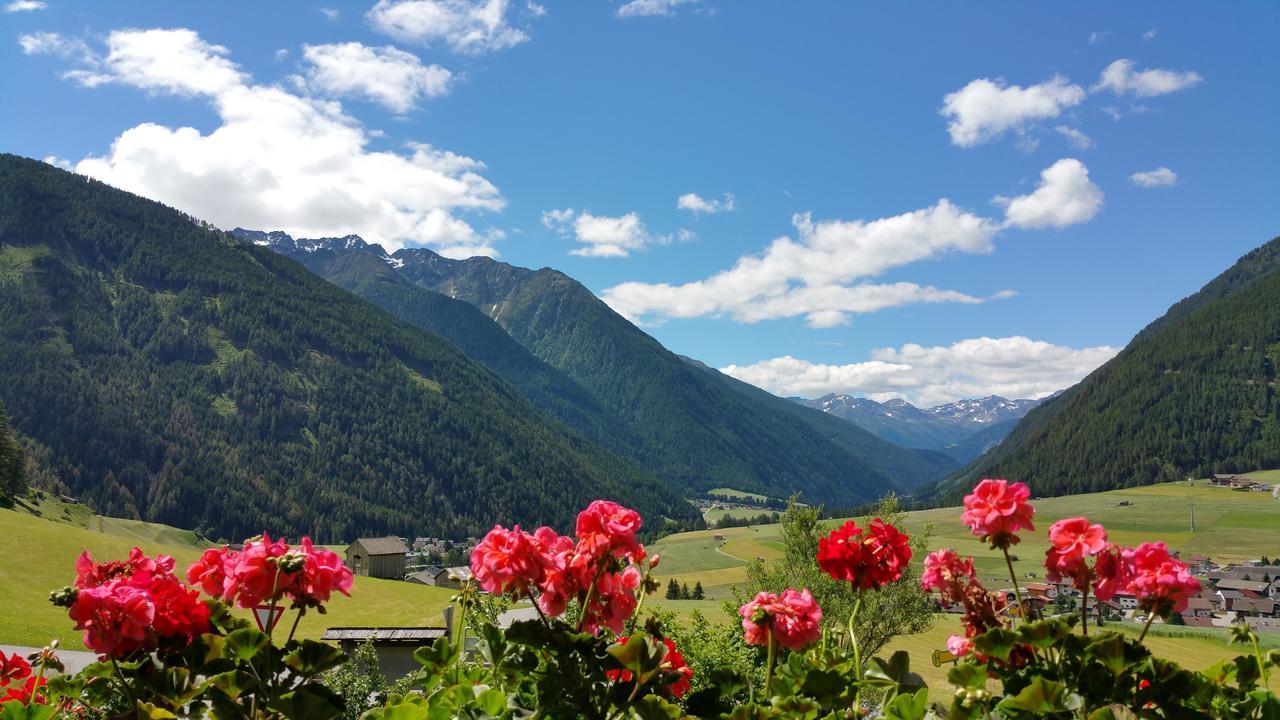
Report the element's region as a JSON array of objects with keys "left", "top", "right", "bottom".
[
  {"left": 1137, "top": 610, "right": 1157, "bottom": 643},
  {"left": 1080, "top": 585, "right": 1089, "bottom": 637},
  {"left": 849, "top": 590, "right": 864, "bottom": 711},
  {"left": 764, "top": 630, "right": 777, "bottom": 698}
]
